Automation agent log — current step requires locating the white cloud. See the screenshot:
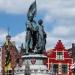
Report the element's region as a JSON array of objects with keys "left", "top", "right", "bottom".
[
  {"left": 0, "top": 29, "right": 26, "bottom": 50},
  {"left": 0, "top": 29, "right": 7, "bottom": 46},
  {"left": 10, "top": 30, "right": 74, "bottom": 51},
  {"left": 44, "top": 15, "right": 53, "bottom": 23},
  {"left": 0, "top": 29, "right": 74, "bottom": 51},
  {"left": 46, "top": 31, "right": 75, "bottom": 50},
  {"left": 11, "top": 31, "right": 26, "bottom": 49},
  {"left": 49, "top": 25, "right": 75, "bottom": 39},
  {"left": 0, "top": 0, "right": 34, "bottom": 14},
  {"left": 51, "top": 26, "right": 71, "bottom": 37},
  {"left": 0, "top": 0, "right": 75, "bottom": 16}
]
